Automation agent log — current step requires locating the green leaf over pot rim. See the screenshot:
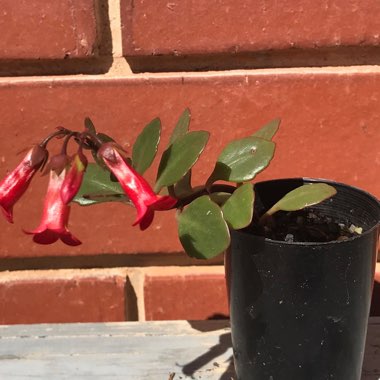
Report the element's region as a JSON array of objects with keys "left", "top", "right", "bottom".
[
  {"left": 264, "top": 183, "right": 337, "bottom": 217},
  {"left": 222, "top": 183, "right": 255, "bottom": 229},
  {"left": 177, "top": 195, "right": 230, "bottom": 259}
]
